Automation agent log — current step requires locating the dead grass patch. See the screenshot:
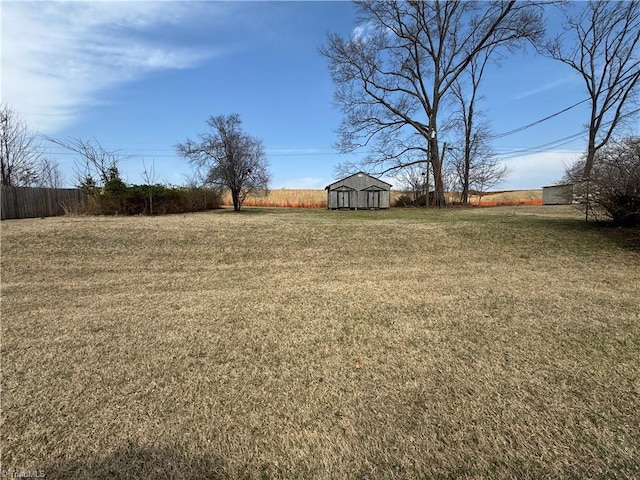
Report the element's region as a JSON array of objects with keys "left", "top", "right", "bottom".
[{"left": 1, "top": 207, "right": 639, "bottom": 479}]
